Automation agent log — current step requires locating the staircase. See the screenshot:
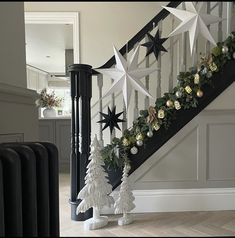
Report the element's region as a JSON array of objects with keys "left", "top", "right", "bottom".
[{"left": 69, "top": 2, "right": 235, "bottom": 220}]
